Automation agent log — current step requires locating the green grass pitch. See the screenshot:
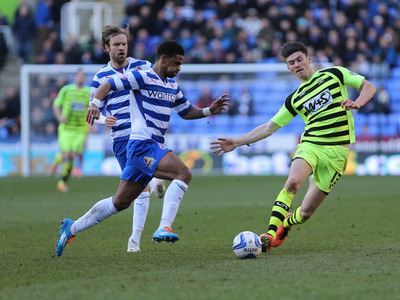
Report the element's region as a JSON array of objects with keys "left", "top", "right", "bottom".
[{"left": 0, "top": 175, "right": 399, "bottom": 300}]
